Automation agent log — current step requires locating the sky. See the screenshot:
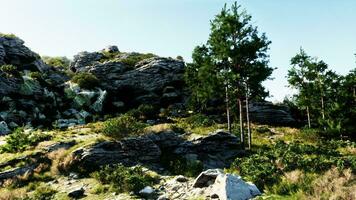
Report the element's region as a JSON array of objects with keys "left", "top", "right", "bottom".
[{"left": 1, "top": 0, "right": 356, "bottom": 101}]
